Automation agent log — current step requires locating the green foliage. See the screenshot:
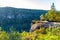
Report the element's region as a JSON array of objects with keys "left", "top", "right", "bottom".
[
  {"left": 55, "top": 12, "right": 60, "bottom": 21},
  {"left": 21, "top": 26, "right": 60, "bottom": 40},
  {"left": 9, "top": 32, "right": 21, "bottom": 40},
  {"left": 40, "top": 14, "right": 46, "bottom": 21},
  {"left": 45, "top": 10, "right": 56, "bottom": 21},
  {"left": 0, "top": 27, "right": 2, "bottom": 31},
  {"left": 0, "top": 31, "right": 9, "bottom": 40},
  {"left": 43, "top": 10, "right": 60, "bottom": 21},
  {"left": 0, "top": 26, "right": 60, "bottom": 40},
  {"left": 40, "top": 3, "right": 60, "bottom": 21}
]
